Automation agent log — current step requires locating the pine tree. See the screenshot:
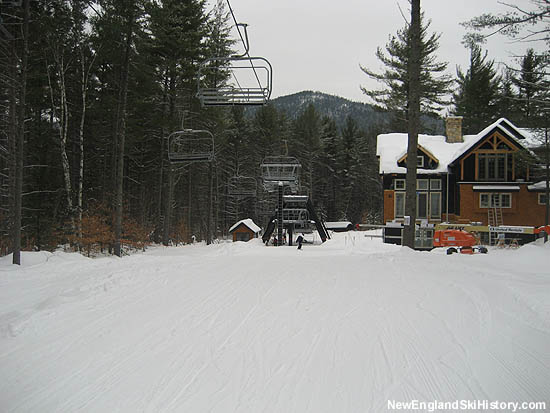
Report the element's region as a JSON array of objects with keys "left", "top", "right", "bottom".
[
  {"left": 513, "top": 48, "right": 547, "bottom": 127},
  {"left": 360, "top": 12, "right": 452, "bottom": 132},
  {"left": 338, "top": 116, "right": 361, "bottom": 220},
  {"left": 318, "top": 116, "right": 340, "bottom": 221},
  {"left": 291, "top": 103, "right": 322, "bottom": 200},
  {"left": 452, "top": 45, "right": 501, "bottom": 134}
]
